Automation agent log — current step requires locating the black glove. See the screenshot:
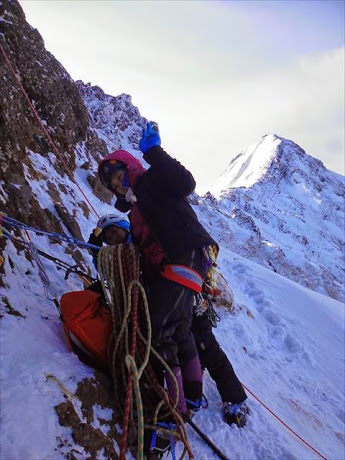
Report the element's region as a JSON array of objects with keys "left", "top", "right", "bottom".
[
  {"left": 88, "top": 229, "right": 103, "bottom": 247},
  {"left": 88, "top": 229, "right": 103, "bottom": 266}
]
